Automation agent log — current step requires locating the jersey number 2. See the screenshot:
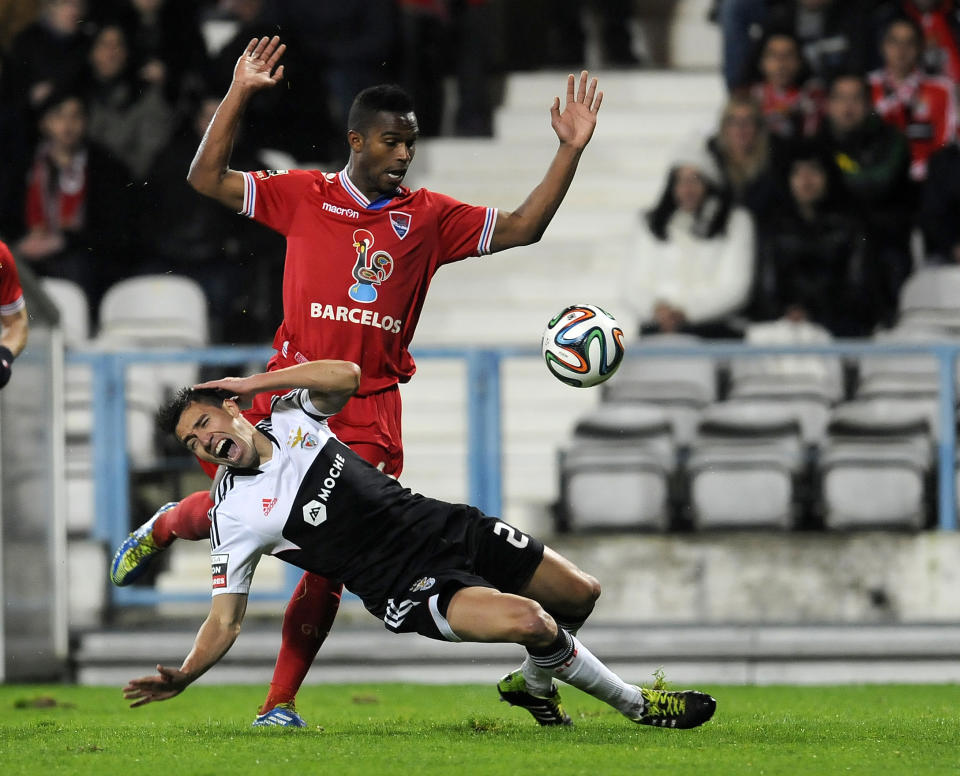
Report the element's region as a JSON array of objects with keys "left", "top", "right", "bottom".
[{"left": 493, "top": 521, "right": 529, "bottom": 549}]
